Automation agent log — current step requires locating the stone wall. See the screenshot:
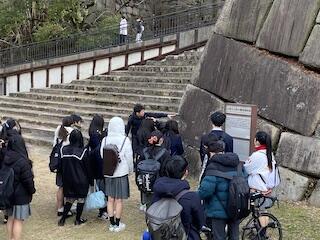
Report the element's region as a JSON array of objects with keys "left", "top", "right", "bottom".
[{"left": 179, "top": 0, "right": 320, "bottom": 207}]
